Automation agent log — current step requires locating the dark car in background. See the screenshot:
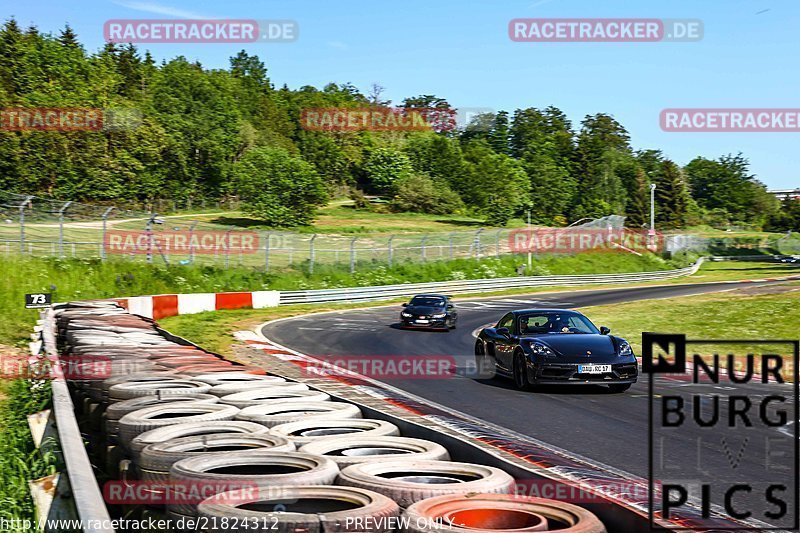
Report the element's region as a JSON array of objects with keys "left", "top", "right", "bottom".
[
  {"left": 400, "top": 294, "right": 458, "bottom": 330},
  {"left": 475, "top": 309, "right": 638, "bottom": 392}
]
